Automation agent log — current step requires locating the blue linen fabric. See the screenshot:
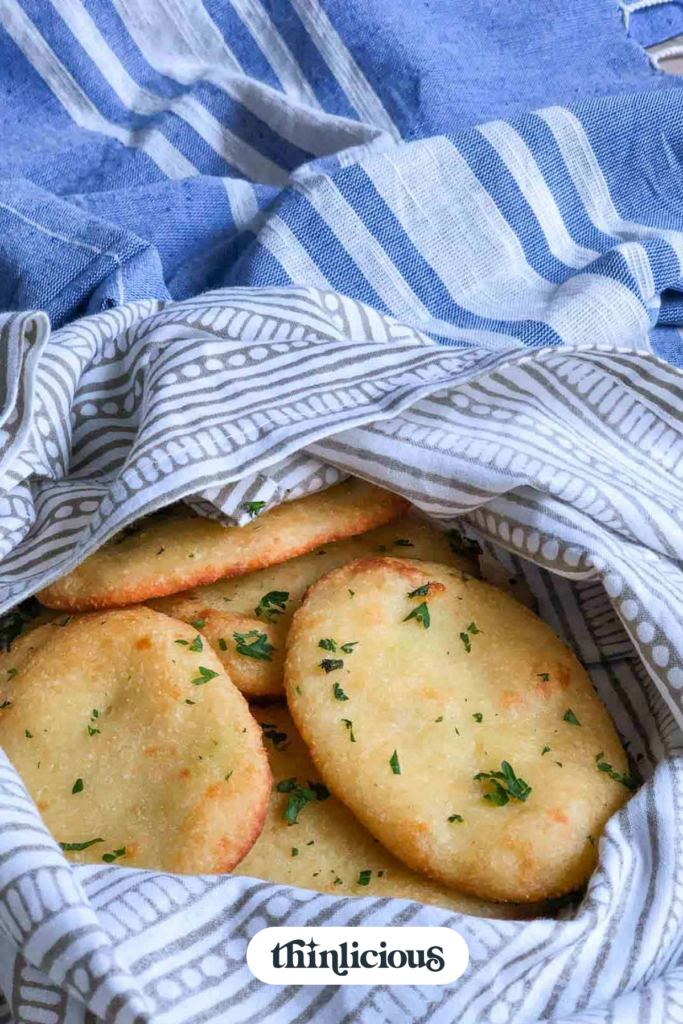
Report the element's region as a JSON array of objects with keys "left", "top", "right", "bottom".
[{"left": 2, "top": 0, "right": 683, "bottom": 362}]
